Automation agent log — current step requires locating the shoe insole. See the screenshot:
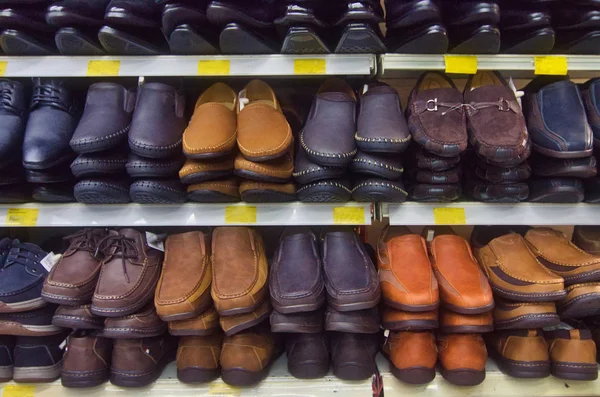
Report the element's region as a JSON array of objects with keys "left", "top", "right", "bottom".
[
  {"left": 195, "top": 83, "right": 236, "bottom": 110},
  {"left": 469, "top": 71, "right": 502, "bottom": 90},
  {"left": 420, "top": 72, "right": 452, "bottom": 90}
]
